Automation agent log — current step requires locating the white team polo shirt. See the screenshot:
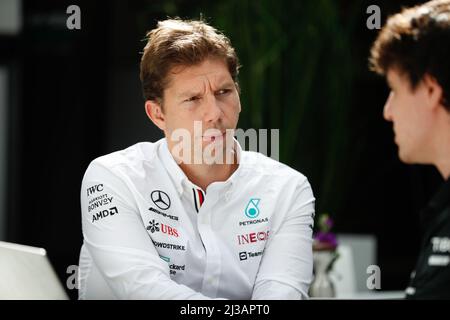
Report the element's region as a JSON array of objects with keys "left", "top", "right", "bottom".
[{"left": 78, "top": 138, "right": 315, "bottom": 300}]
